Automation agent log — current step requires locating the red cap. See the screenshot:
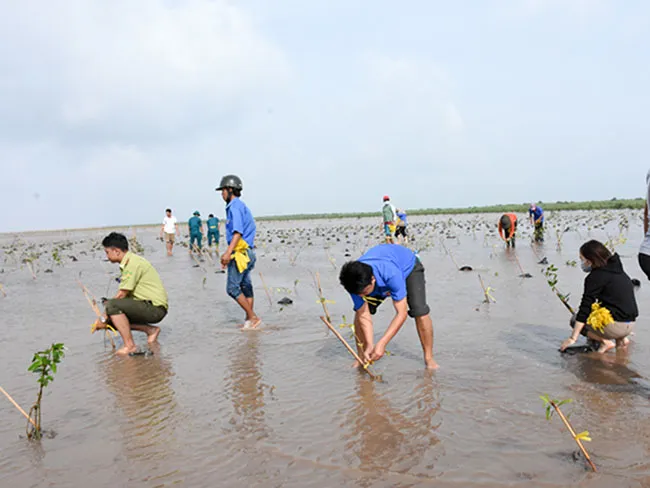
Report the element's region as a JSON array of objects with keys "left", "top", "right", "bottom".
[{"left": 383, "top": 195, "right": 390, "bottom": 201}]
